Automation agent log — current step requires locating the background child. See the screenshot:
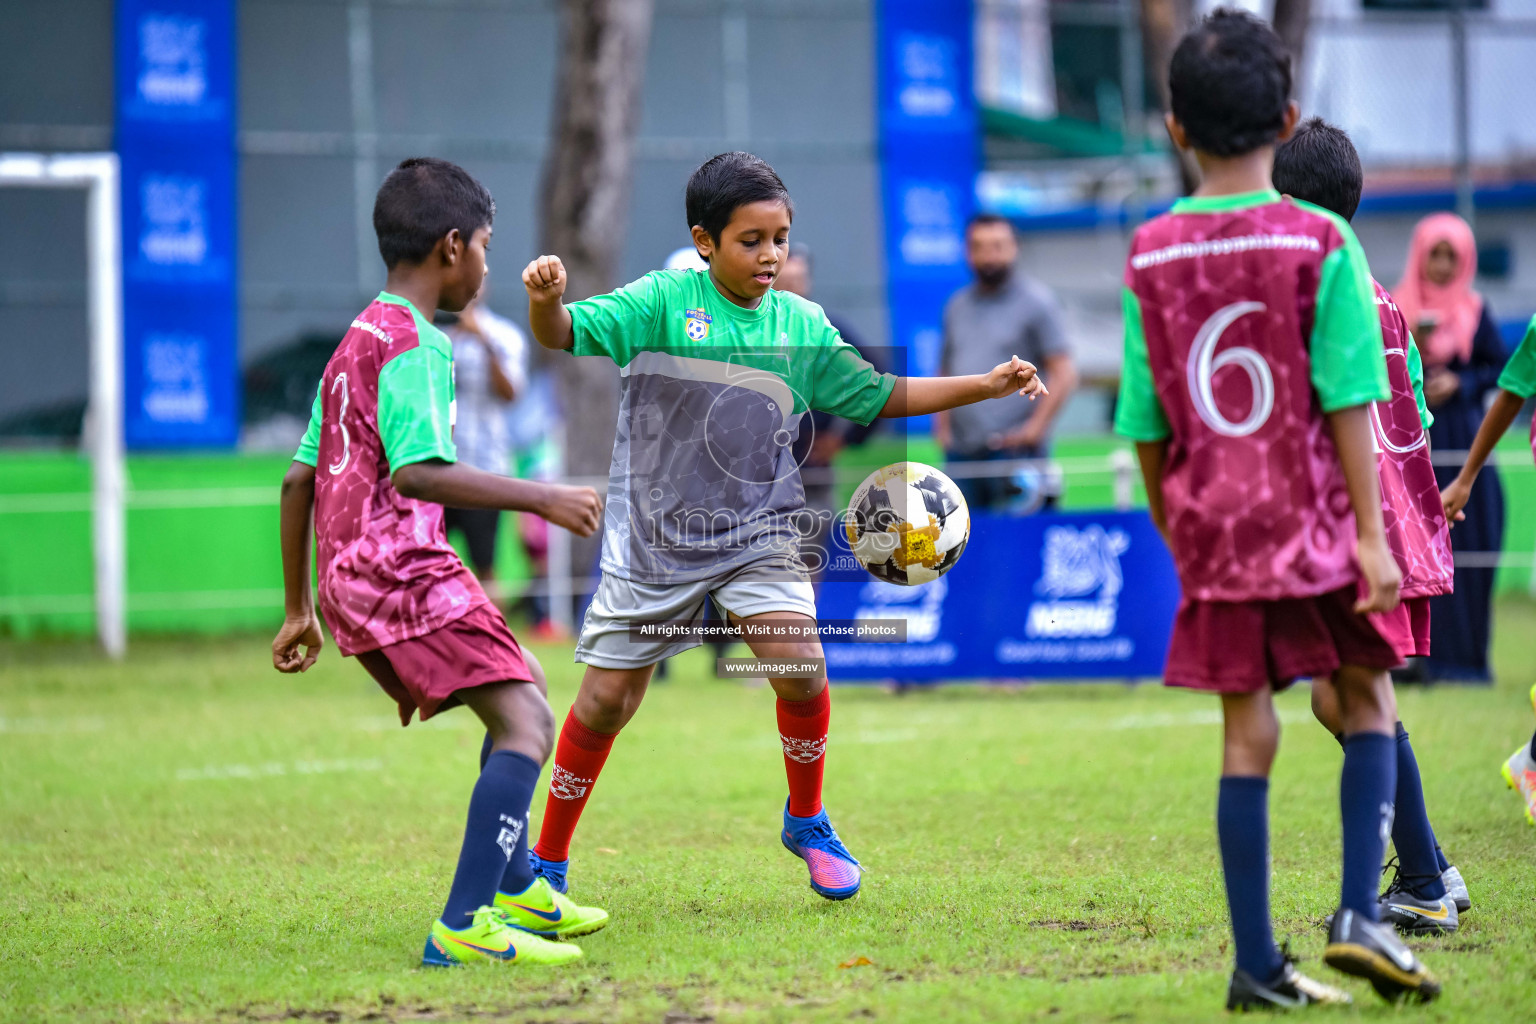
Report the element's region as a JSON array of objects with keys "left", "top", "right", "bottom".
[
  {"left": 1115, "top": 11, "right": 1436, "bottom": 1007},
  {"left": 272, "top": 157, "right": 607, "bottom": 967},
  {"left": 520, "top": 151, "right": 1044, "bottom": 904},
  {"left": 1271, "top": 117, "right": 1468, "bottom": 933}
]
